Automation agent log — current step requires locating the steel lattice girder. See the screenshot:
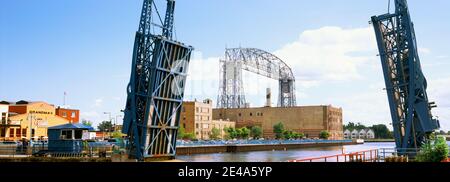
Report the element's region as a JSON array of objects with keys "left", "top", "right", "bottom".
[
  {"left": 123, "top": 0, "right": 193, "bottom": 161},
  {"left": 371, "top": 0, "right": 439, "bottom": 152},
  {"left": 217, "top": 48, "right": 296, "bottom": 108}
]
